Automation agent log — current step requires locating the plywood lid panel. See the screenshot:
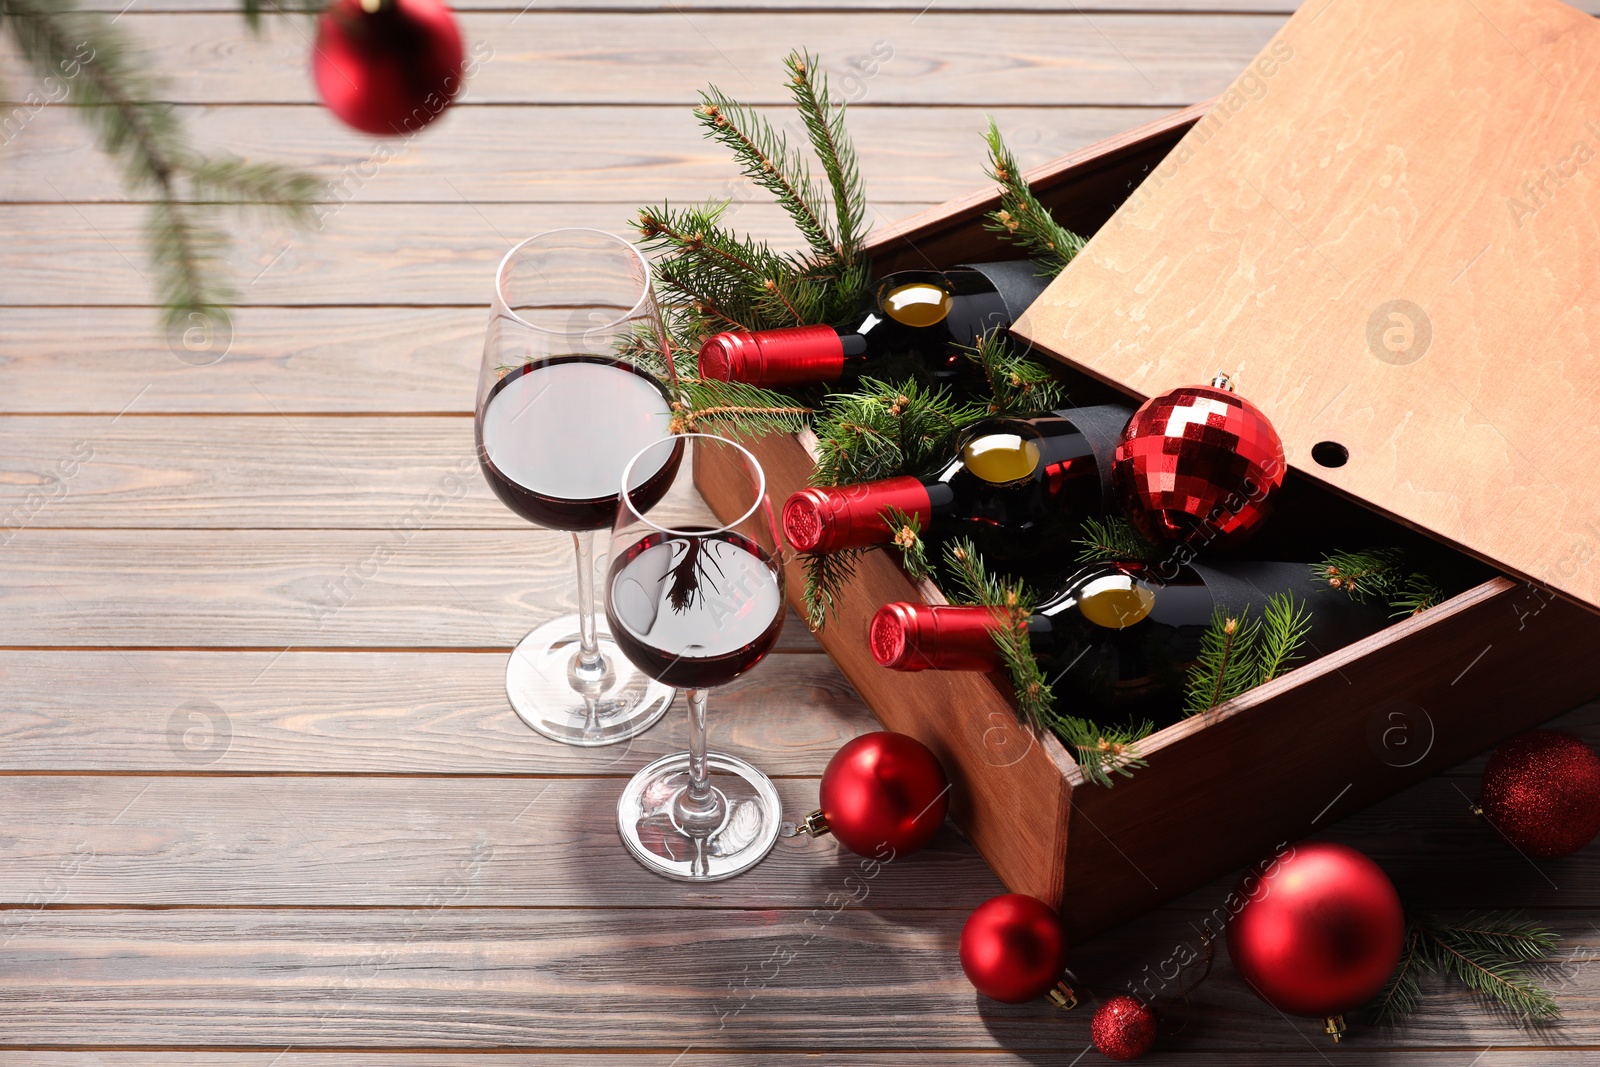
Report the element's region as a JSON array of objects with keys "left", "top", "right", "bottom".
[{"left": 1012, "top": 0, "right": 1600, "bottom": 613}]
